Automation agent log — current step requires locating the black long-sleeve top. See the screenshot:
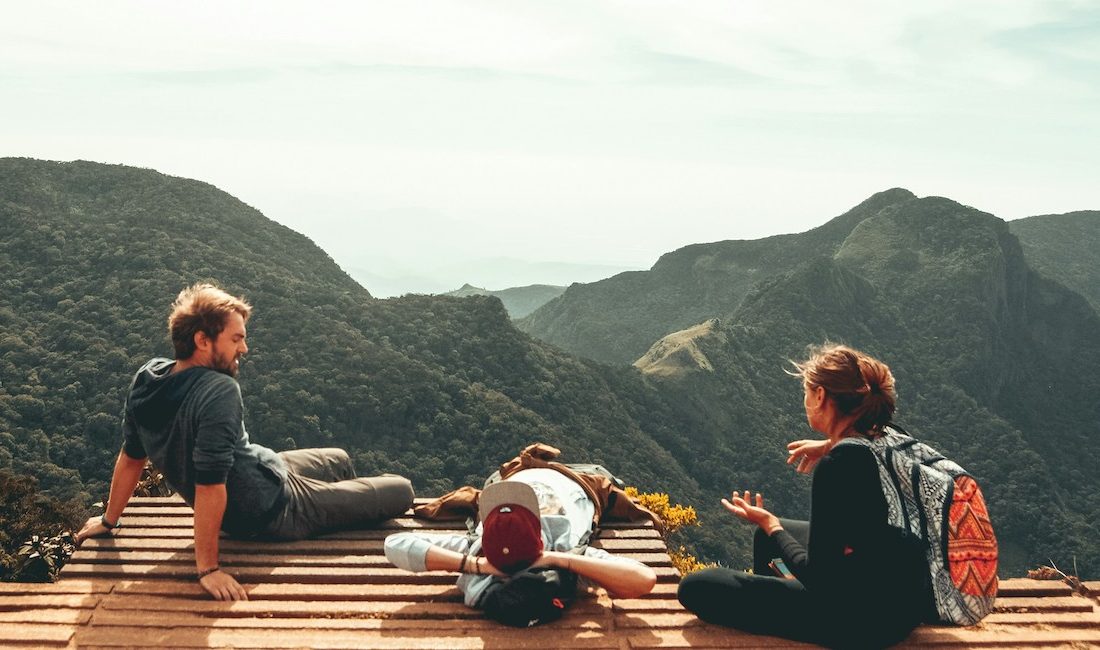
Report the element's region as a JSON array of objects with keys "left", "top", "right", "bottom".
[{"left": 771, "top": 443, "right": 933, "bottom": 617}]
